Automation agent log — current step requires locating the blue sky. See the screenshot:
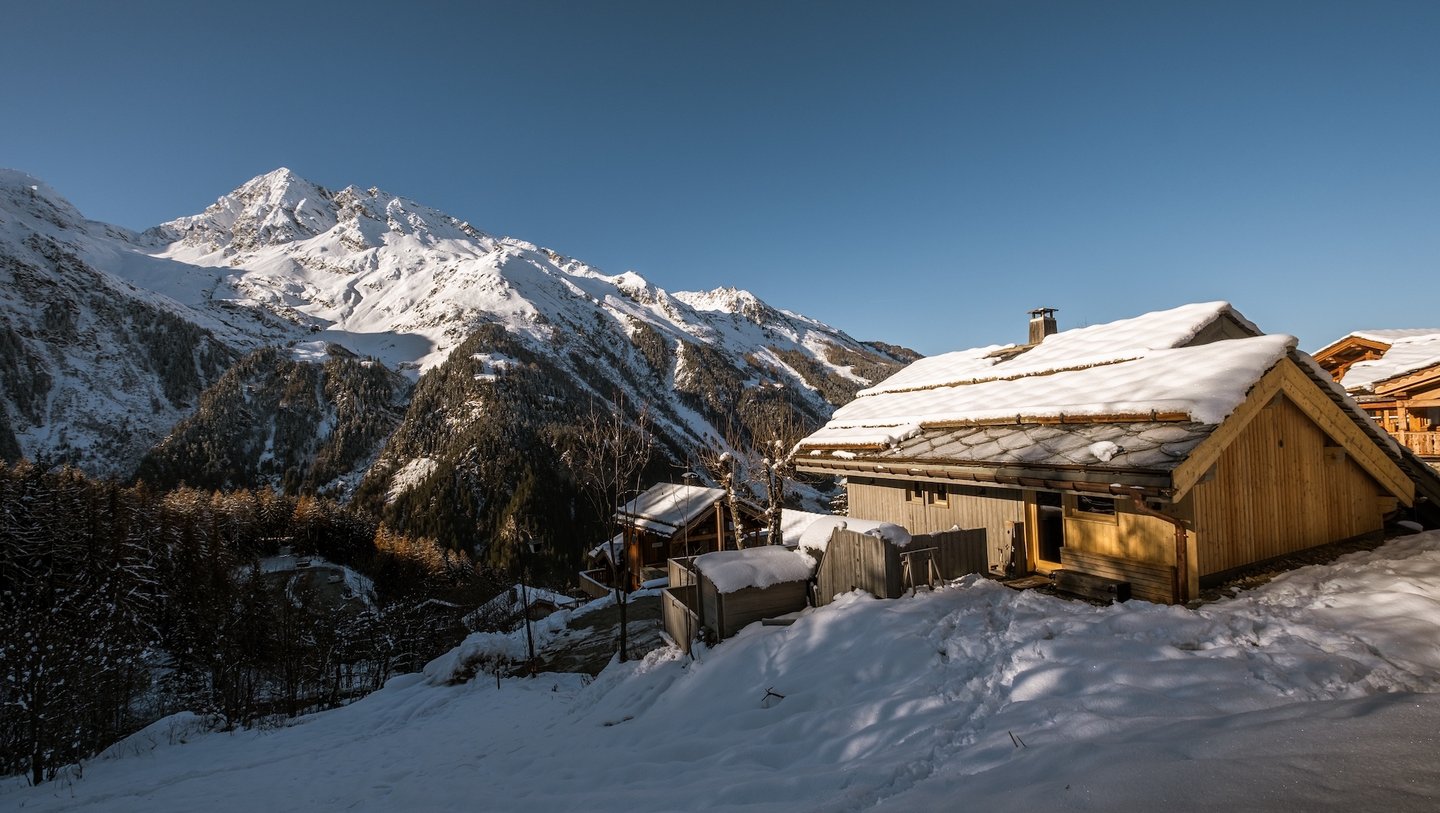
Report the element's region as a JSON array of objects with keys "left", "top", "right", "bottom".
[{"left": 3, "top": 0, "right": 1438, "bottom": 355}]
